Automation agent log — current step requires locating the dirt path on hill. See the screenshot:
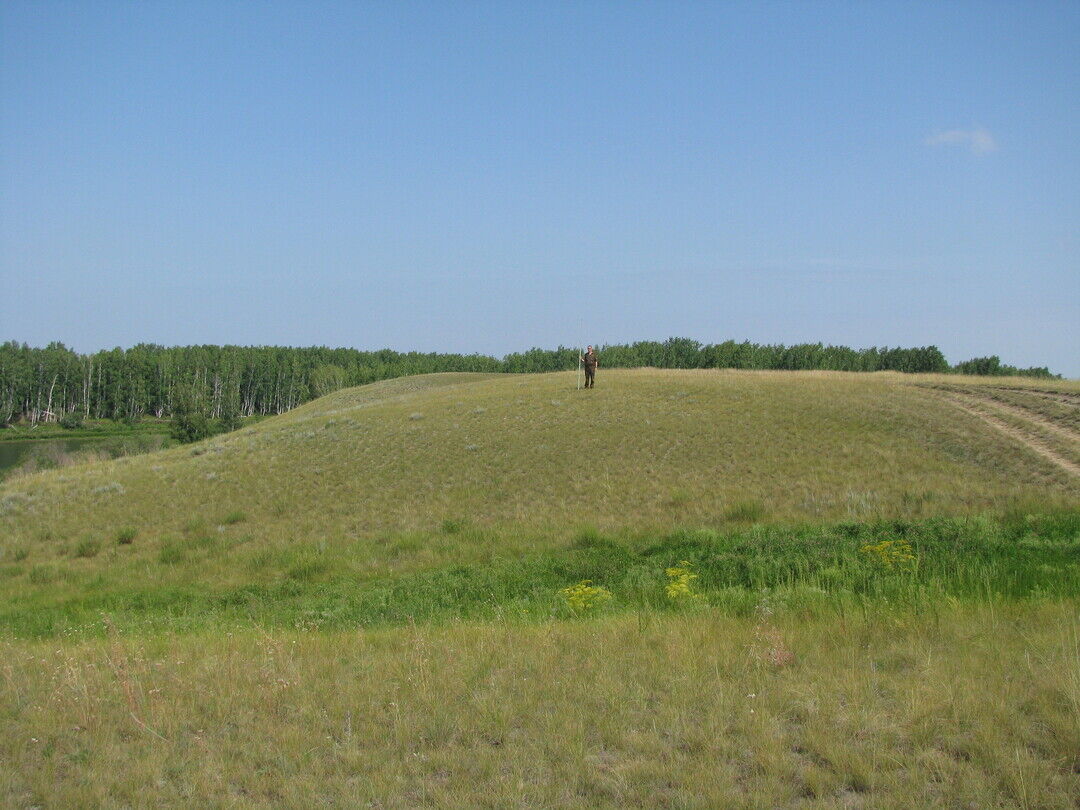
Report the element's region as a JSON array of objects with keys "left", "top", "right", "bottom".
[
  {"left": 950, "top": 390, "right": 1080, "bottom": 446},
  {"left": 1021, "top": 390, "right": 1080, "bottom": 407},
  {"left": 938, "top": 392, "right": 1080, "bottom": 478},
  {"left": 981, "top": 384, "right": 1080, "bottom": 402}
]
